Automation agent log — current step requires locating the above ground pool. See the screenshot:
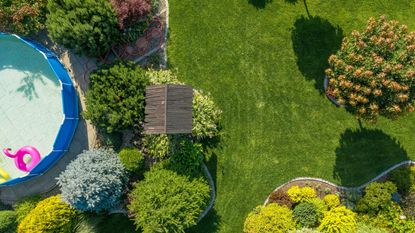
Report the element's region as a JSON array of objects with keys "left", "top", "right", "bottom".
[{"left": 0, "top": 33, "right": 78, "bottom": 185}]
